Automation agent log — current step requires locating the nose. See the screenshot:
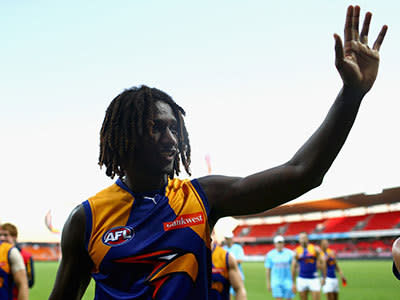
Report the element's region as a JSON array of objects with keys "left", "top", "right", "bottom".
[{"left": 162, "top": 127, "right": 177, "bottom": 146}]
